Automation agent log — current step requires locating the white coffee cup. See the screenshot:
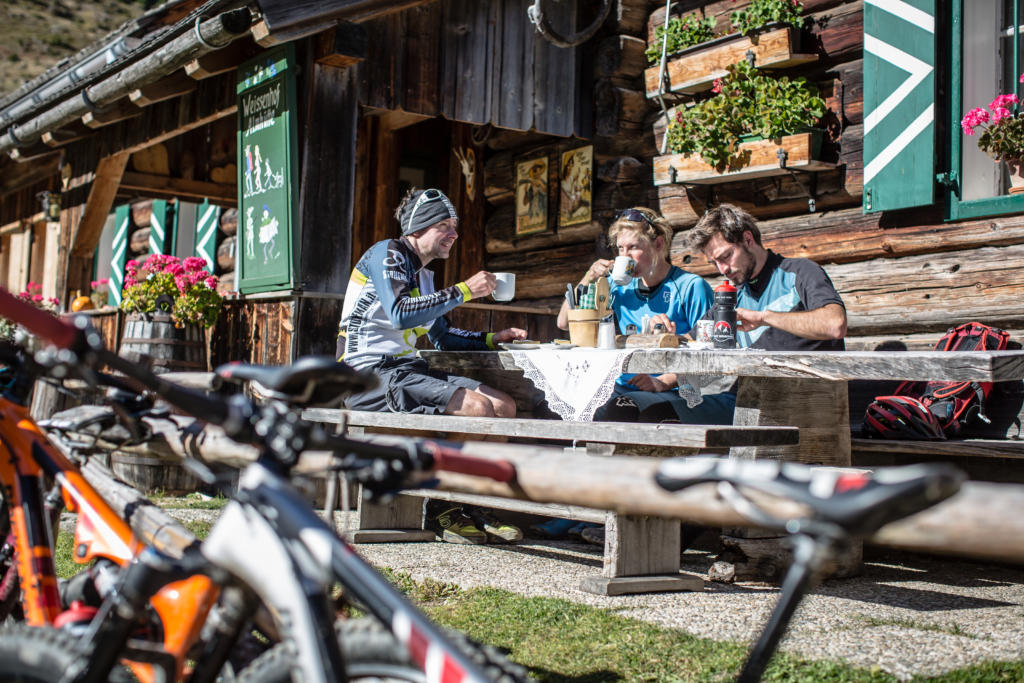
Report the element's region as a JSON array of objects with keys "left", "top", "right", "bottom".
[
  {"left": 611, "top": 256, "right": 637, "bottom": 286},
  {"left": 492, "top": 272, "right": 516, "bottom": 301}
]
